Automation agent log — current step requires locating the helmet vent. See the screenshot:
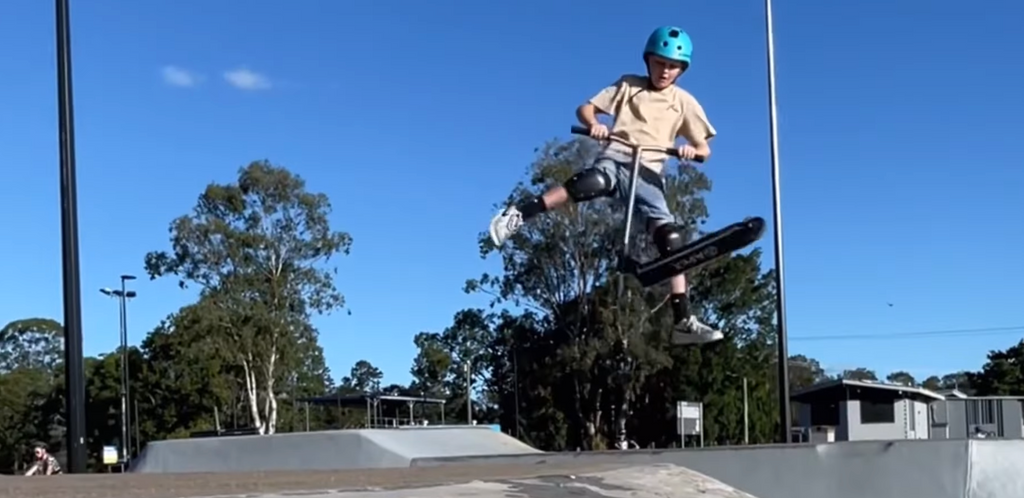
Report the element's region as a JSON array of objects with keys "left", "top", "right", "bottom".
[{"left": 668, "top": 29, "right": 680, "bottom": 38}]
